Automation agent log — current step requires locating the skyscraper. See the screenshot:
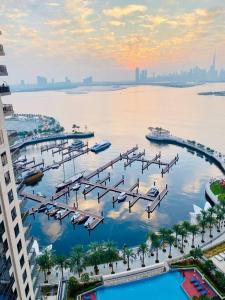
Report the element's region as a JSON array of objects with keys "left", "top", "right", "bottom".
[
  {"left": 0, "top": 32, "right": 37, "bottom": 300},
  {"left": 135, "top": 67, "right": 140, "bottom": 82}
]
